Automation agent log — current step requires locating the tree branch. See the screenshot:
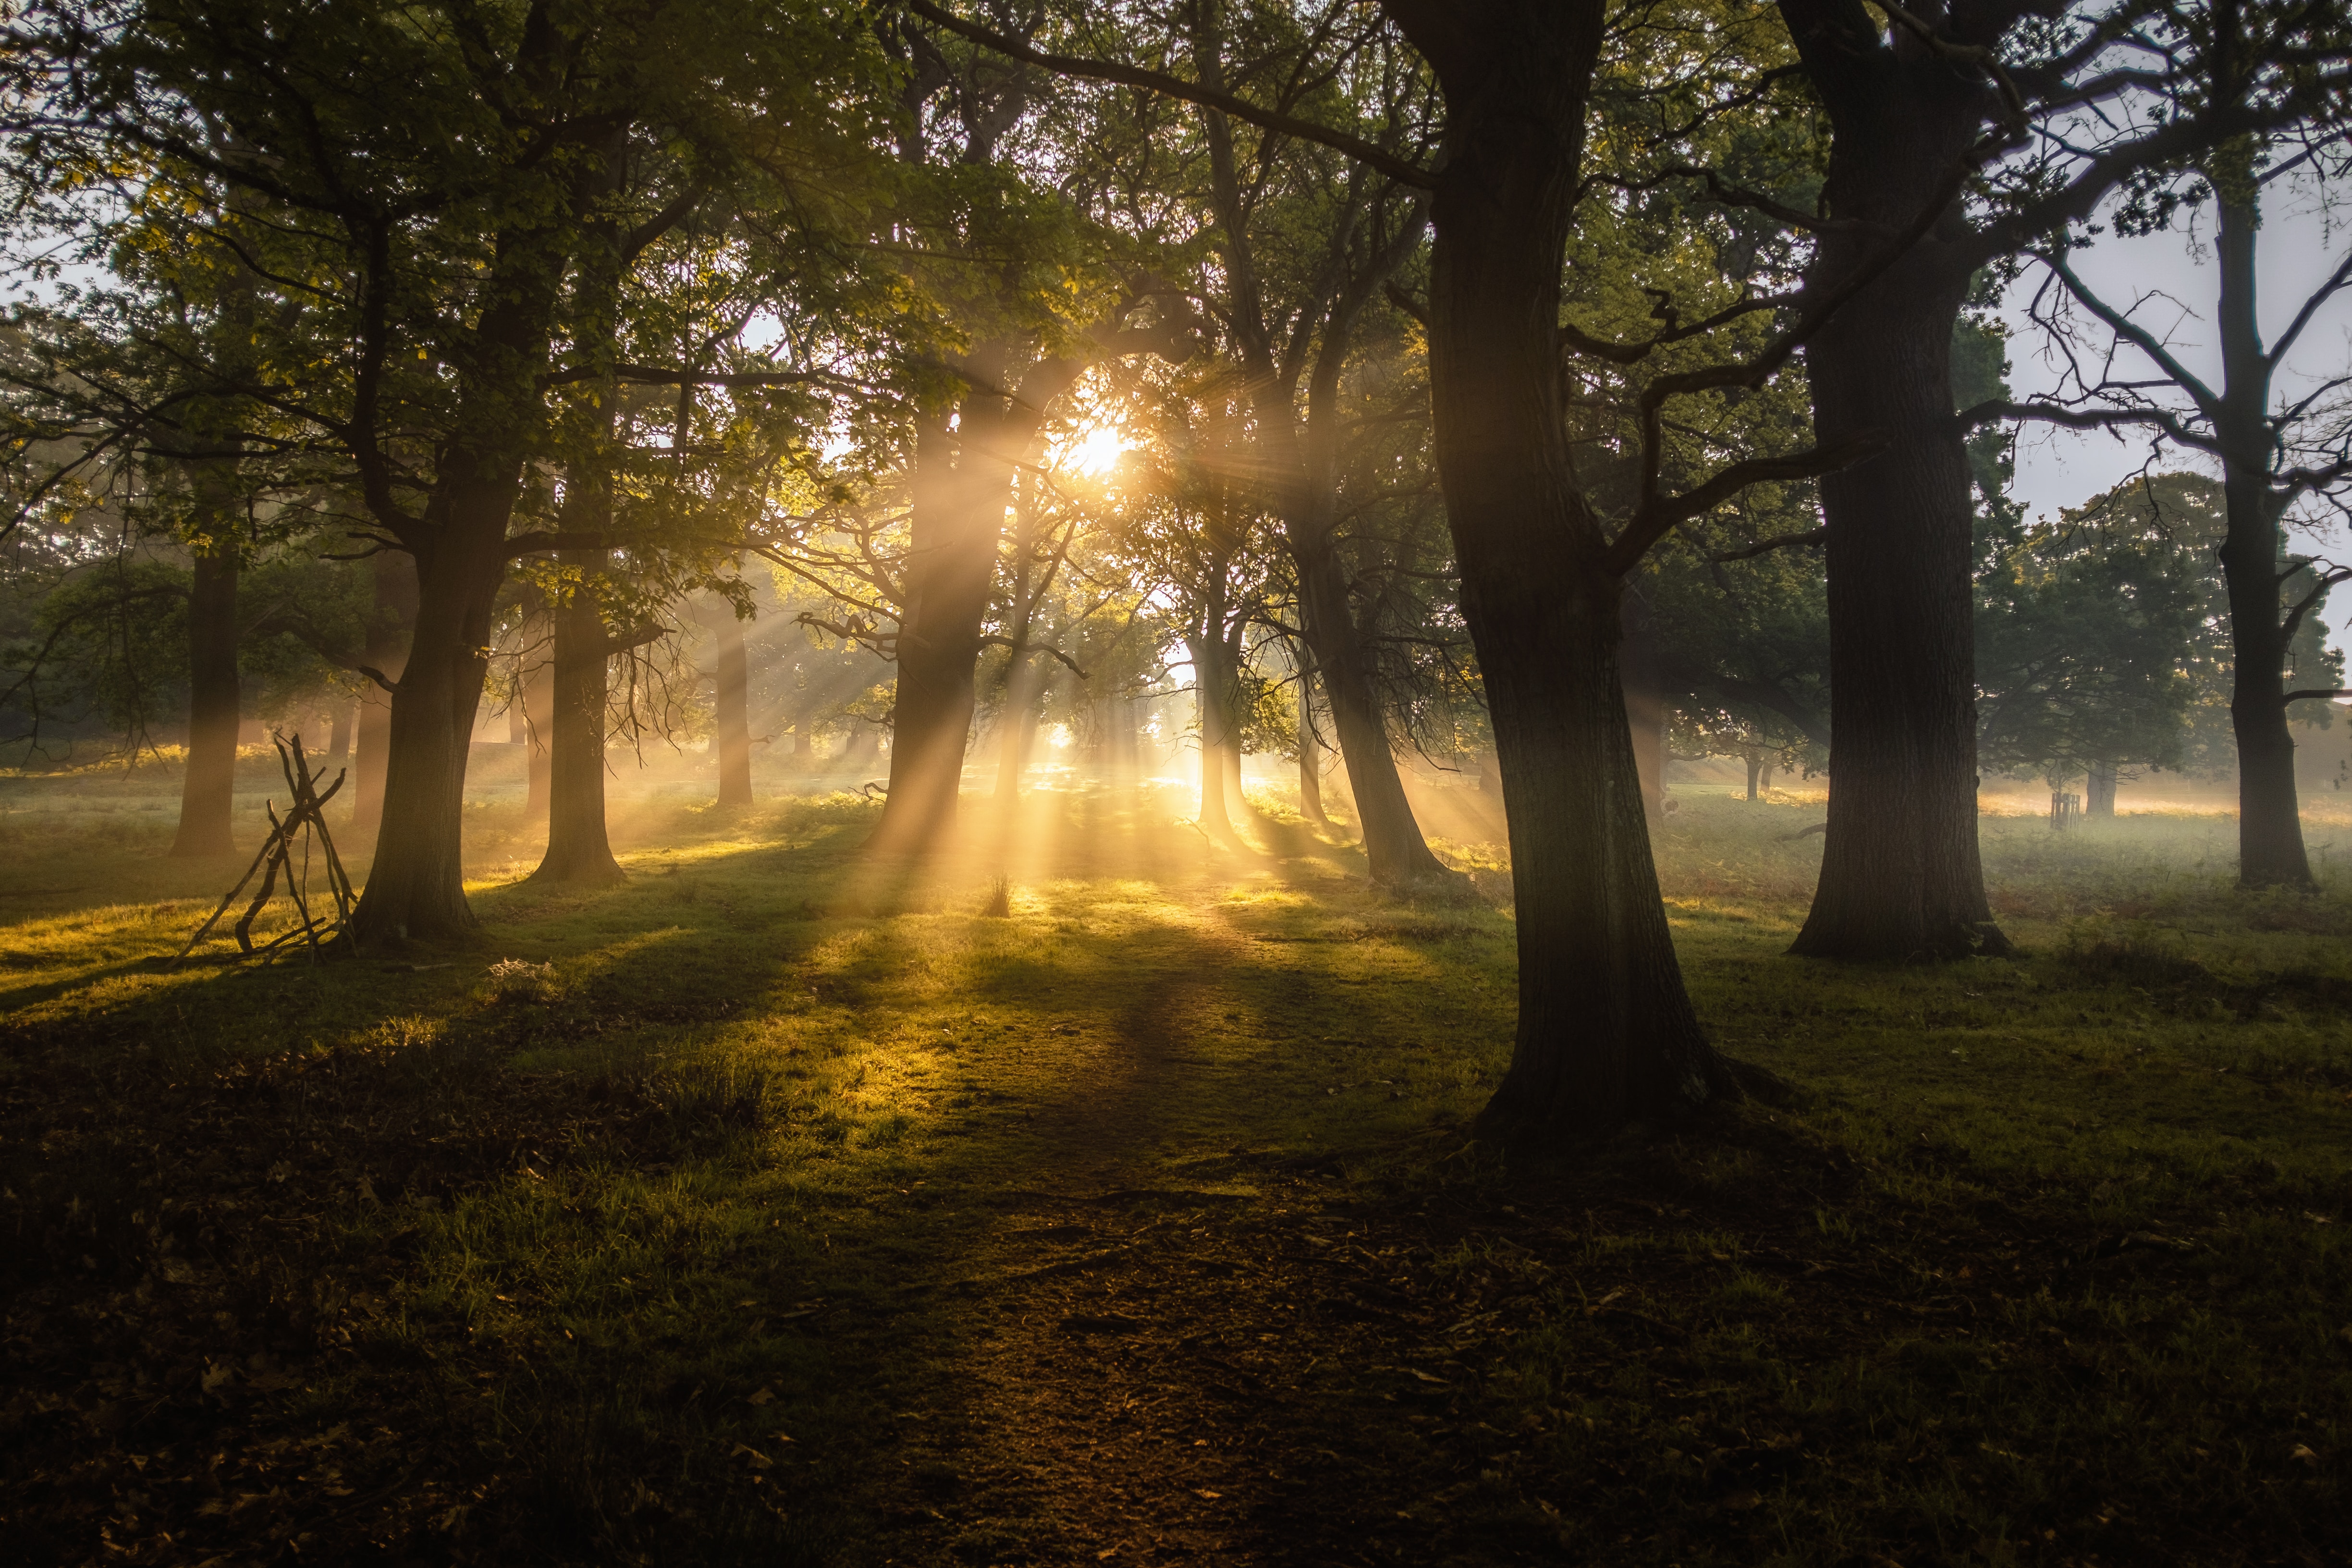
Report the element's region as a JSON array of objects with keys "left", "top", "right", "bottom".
[
  {"left": 1955, "top": 396, "right": 2216, "bottom": 453},
  {"left": 1707, "top": 525, "right": 1827, "bottom": 562},
  {"left": 978, "top": 633, "right": 1089, "bottom": 679},
  {"left": 1604, "top": 434, "right": 1886, "bottom": 577},
  {"left": 898, "top": 0, "right": 1435, "bottom": 189}
]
